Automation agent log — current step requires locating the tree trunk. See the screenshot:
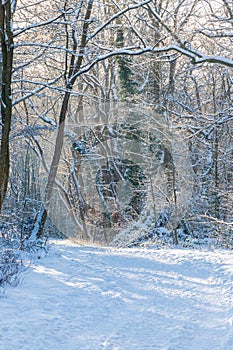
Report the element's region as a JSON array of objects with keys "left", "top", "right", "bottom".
[
  {"left": 0, "top": 2, "right": 14, "bottom": 212},
  {"left": 31, "top": 1, "right": 94, "bottom": 240}
]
